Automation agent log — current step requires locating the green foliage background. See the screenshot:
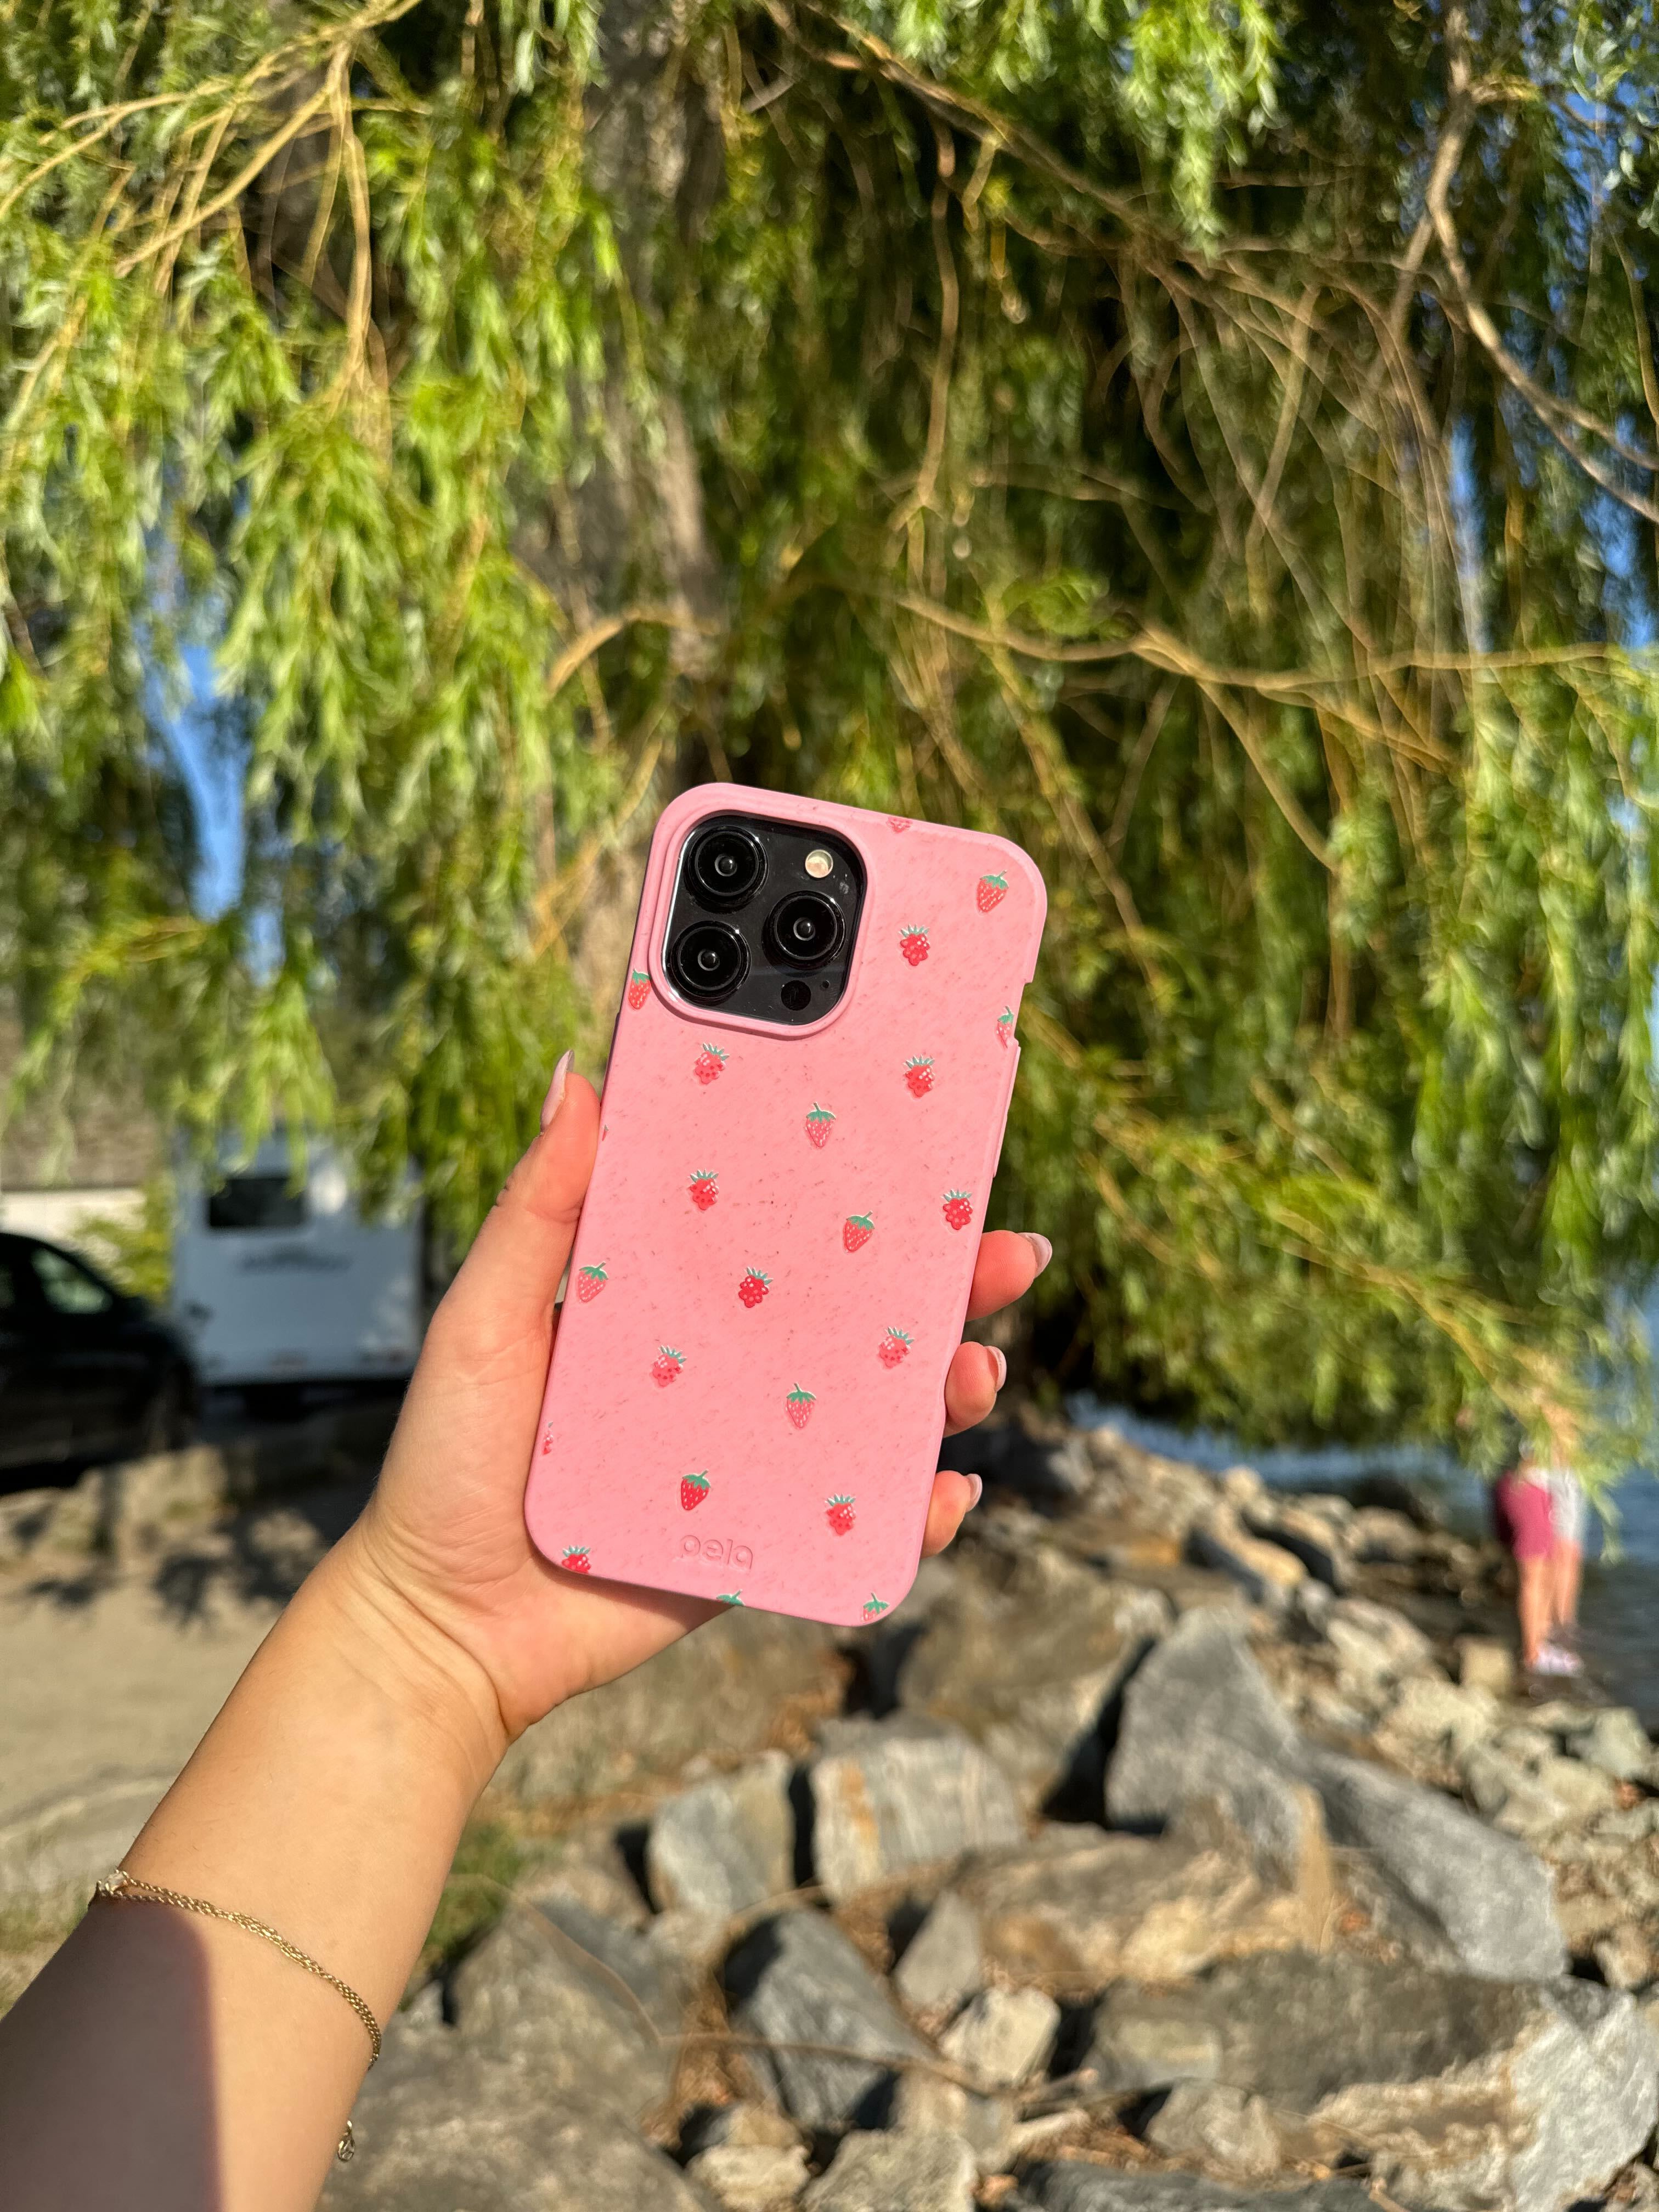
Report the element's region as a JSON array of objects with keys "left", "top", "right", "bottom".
[{"left": 6, "top": 0, "right": 1659, "bottom": 1475}]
